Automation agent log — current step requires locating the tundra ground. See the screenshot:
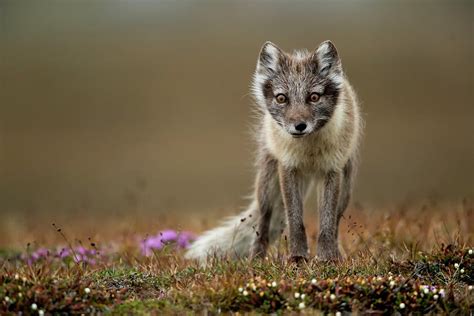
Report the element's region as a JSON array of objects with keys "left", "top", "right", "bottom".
[{"left": 1, "top": 201, "right": 473, "bottom": 314}]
